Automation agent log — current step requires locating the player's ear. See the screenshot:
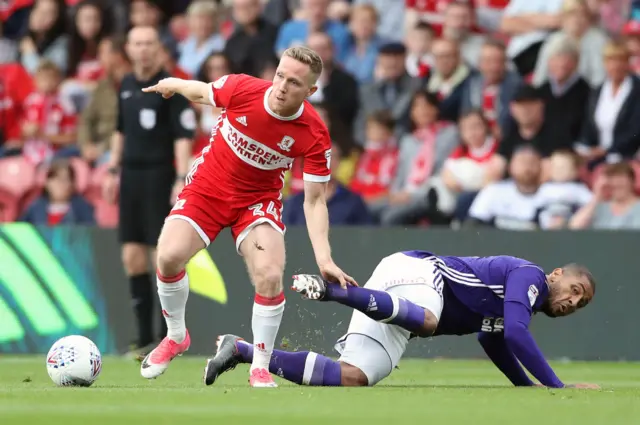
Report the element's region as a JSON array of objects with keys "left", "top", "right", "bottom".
[
  {"left": 307, "top": 85, "right": 318, "bottom": 98},
  {"left": 552, "top": 268, "right": 564, "bottom": 279}
]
